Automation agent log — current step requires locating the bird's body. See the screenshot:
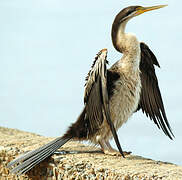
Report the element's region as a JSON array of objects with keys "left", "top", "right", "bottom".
[
  {"left": 109, "top": 59, "right": 141, "bottom": 131},
  {"left": 8, "top": 4, "right": 174, "bottom": 175}
]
